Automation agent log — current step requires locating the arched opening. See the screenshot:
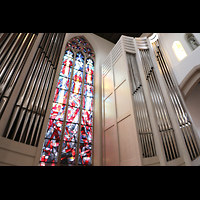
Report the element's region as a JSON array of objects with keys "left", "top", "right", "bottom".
[
  {"left": 185, "top": 83, "right": 200, "bottom": 137},
  {"left": 185, "top": 33, "right": 200, "bottom": 51},
  {"left": 180, "top": 65, "right": 200, "bottom": 99},
  {"left": 39, "top": 36, "right": 95, "bottom": 166},
  {"left": 180, "top": 64, "right": 200, "bottom": 137},
  {"left": 172, "top": 41, "right": 187, "bottom": 61}
]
